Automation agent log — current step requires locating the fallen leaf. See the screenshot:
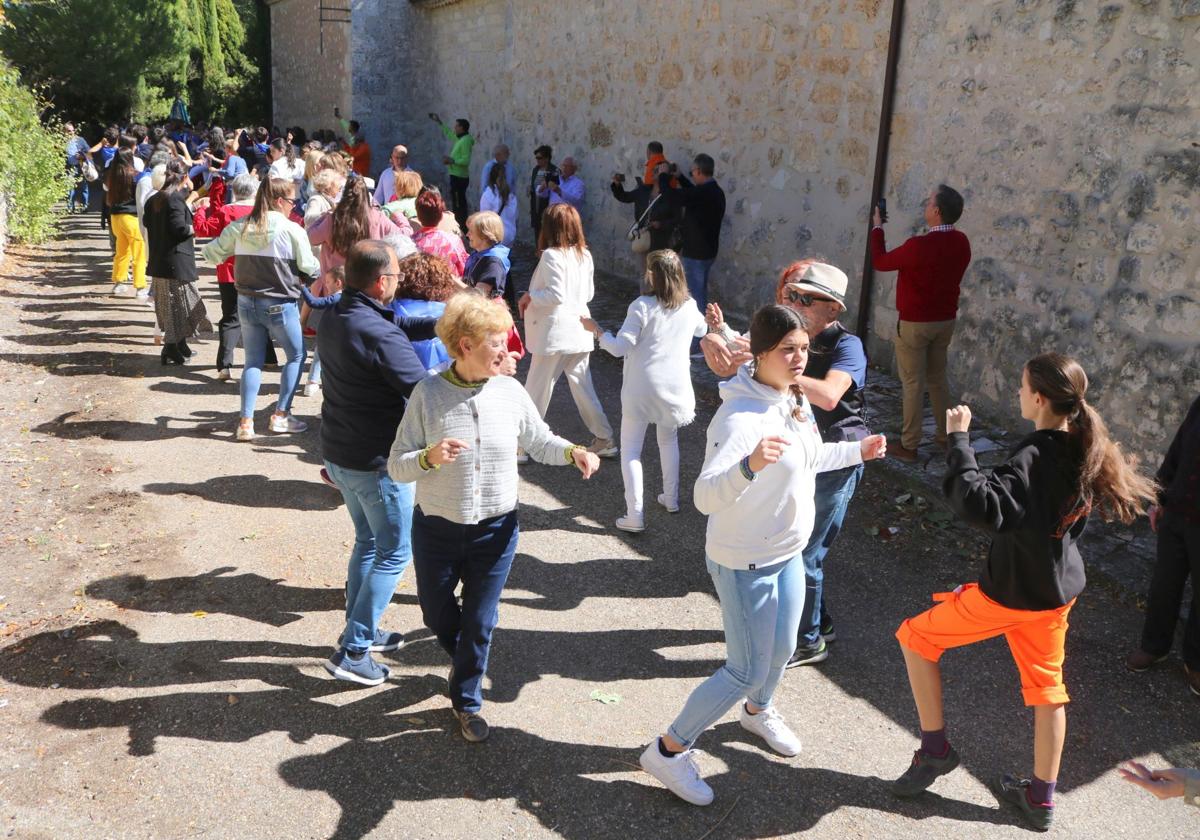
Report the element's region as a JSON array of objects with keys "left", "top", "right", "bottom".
[
  {"left": 589, "top": 689, "right": 622, "bottom": 705},
  {"left": 865, "top": 526, "right": 879, "bottom": 537},
  {"left": 192, "top": 610, "right": 208, "bottom": 618},
  {"left": 404, "top": 717, "right": 426, "bottom": 725},
  {"left": 894, "top": 493, "right": 912, "bottom": 504},
  {"left": 226, "top": 695, "right": 239, "bottom": 705}
]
